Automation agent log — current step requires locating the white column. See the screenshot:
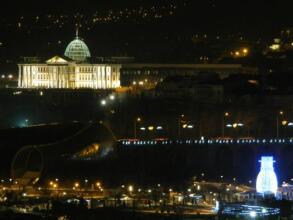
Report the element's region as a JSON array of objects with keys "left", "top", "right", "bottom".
[
  {"left": 18, "top": 65, "right": 22, "bottom": 87},
  {"left": 24, "top": 66, "right": 27, "bottom": 88}
]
